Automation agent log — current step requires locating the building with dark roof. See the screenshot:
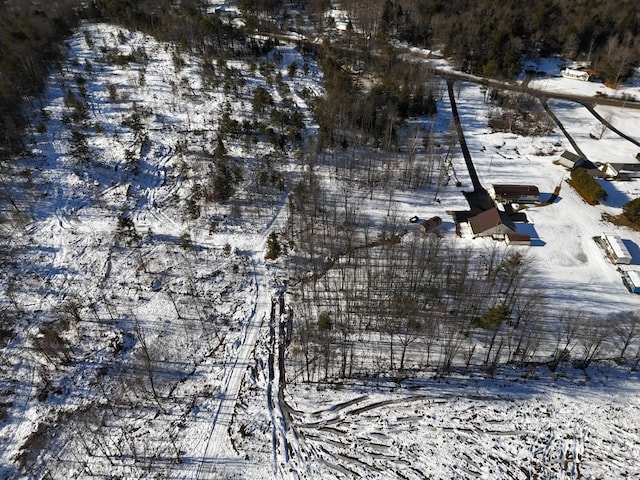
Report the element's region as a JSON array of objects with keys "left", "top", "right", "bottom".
[
  {"left": 468, "top": 207, "right": 516, "bottom": 239},
  {"left": 490, "top": 184, "right": 540, "bottom": 204},
  {"left": 505, "top": 232, "right": 531, "bottom": 246},
  {"left": 603, "top": 163, "right": 640, "bottom": 180},
  {"left": 557, "top": 150, "right": 597, "bottom": 170}
]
